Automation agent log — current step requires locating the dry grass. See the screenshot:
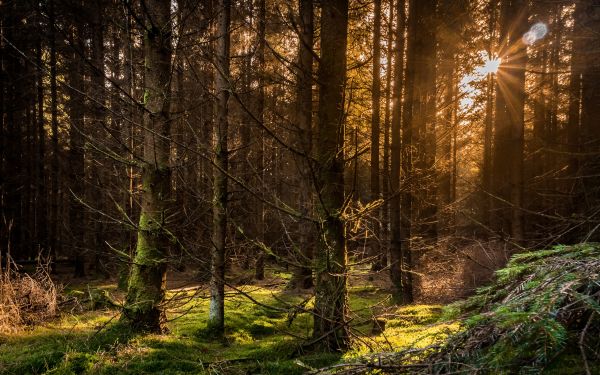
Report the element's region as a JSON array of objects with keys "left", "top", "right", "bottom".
[{"left": 0, "top": 258, "right": 60, "bottom": 333}]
